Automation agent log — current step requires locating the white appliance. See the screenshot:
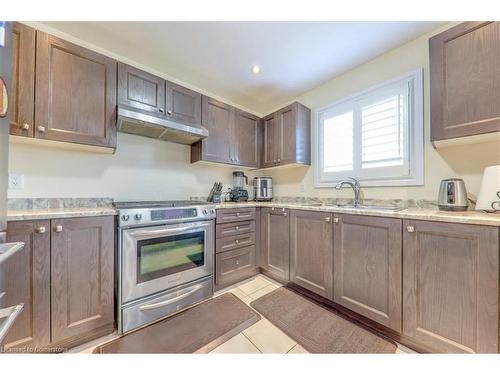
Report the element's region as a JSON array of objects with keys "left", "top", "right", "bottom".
[{"left": 475, "top": 165, "right": 500, "bottom": 212}]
